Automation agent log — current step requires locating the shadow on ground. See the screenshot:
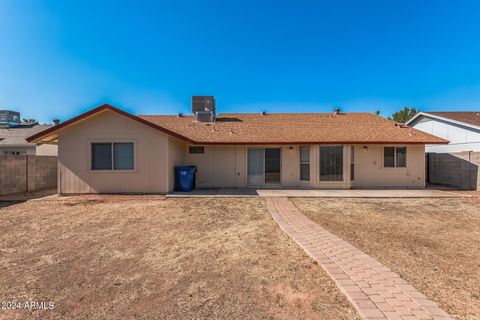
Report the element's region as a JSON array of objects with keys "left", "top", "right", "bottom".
[{"left": 0, "top": 188, "right": 57, "bottom": 208}]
